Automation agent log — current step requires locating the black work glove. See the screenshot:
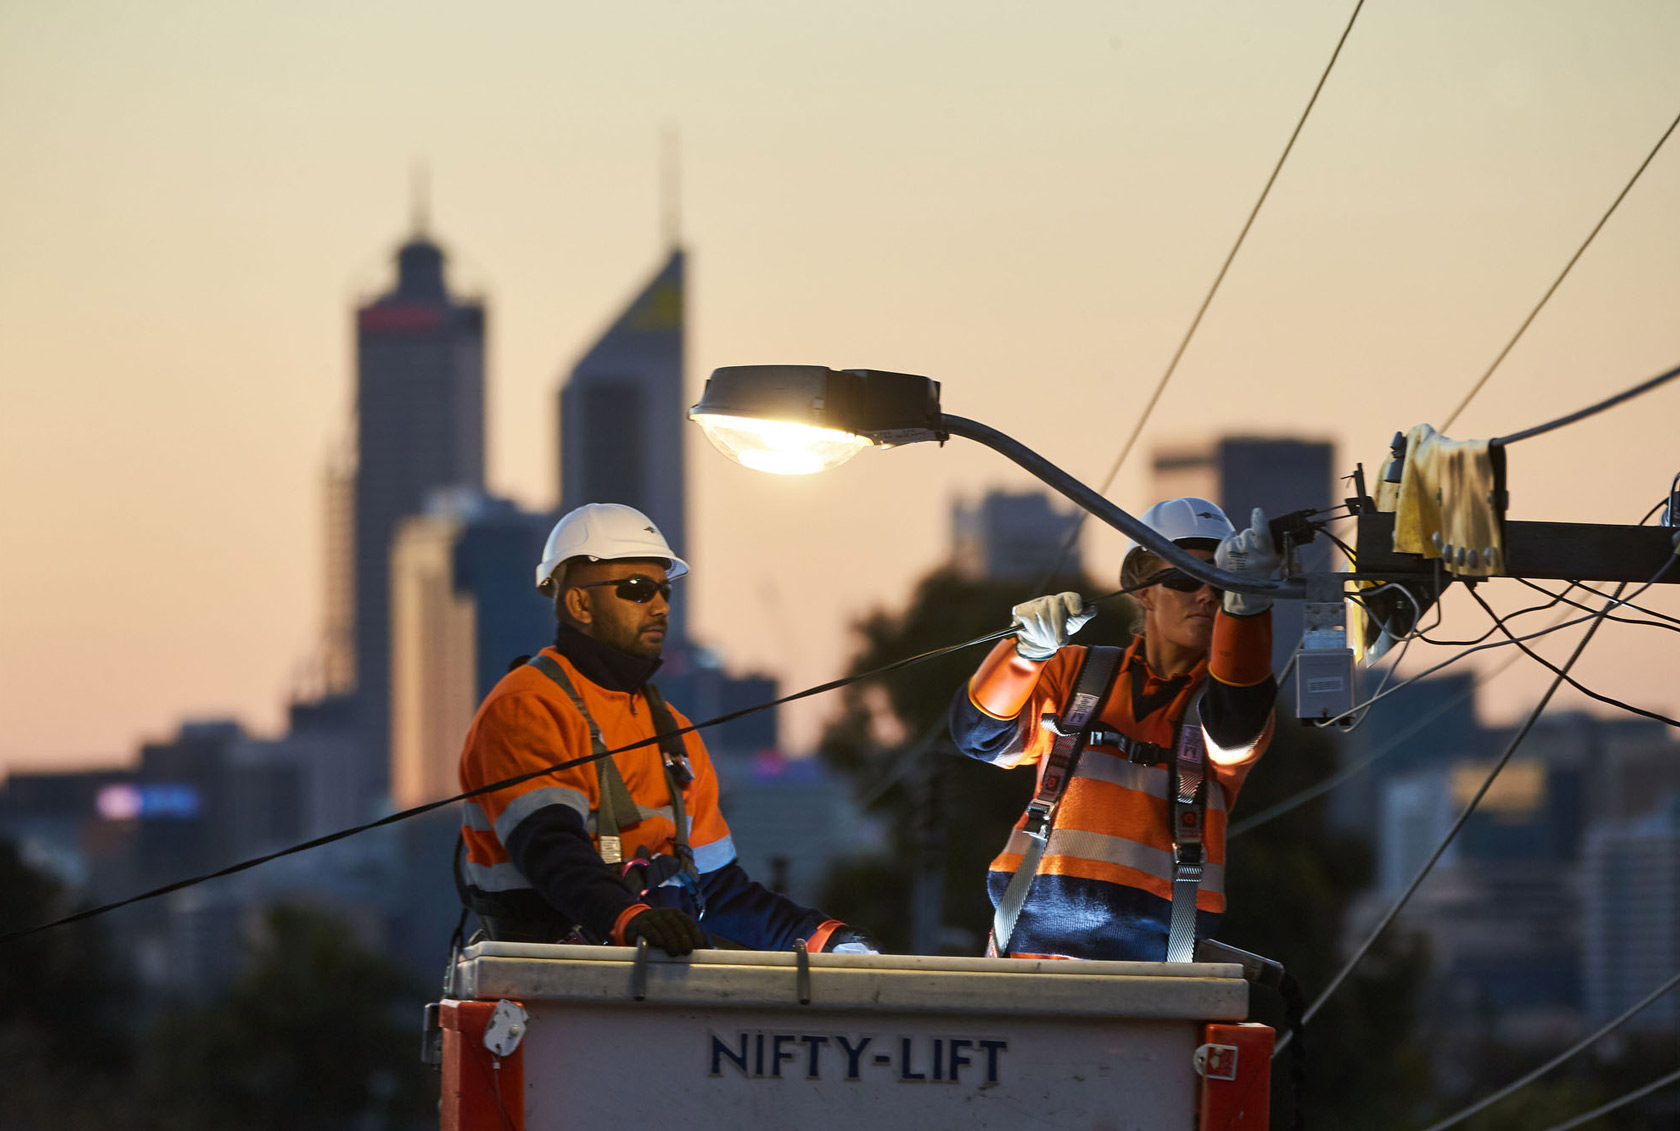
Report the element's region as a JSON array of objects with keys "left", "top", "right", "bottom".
[{"left": 623, "top": 907, "right": 706, "bottom": 957}]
